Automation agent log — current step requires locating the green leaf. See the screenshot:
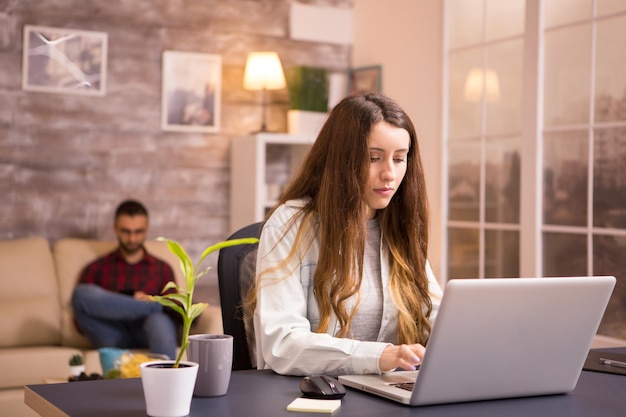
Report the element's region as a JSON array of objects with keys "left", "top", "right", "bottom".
[
  {"left": 197, "top": 238, "right": 259, "bottom": 267},
  {"left": 189, "top": 303, "right": 209, "bottom": 320},
  {"left": 160, "top": 281, "right": 179, "bottom": 293},
  {"left": 158, "top": 237, "right": 193, "bottom": 278},
  {"left": 154, "top": 299, "right": 185, "bottom": 317},
  {"left": 157, "top": 293, "right": 189, "bottom": 304}
]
